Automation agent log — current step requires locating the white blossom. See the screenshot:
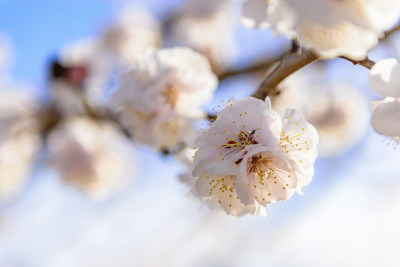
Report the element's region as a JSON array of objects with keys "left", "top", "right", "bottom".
[
  {"left": 192, "top": 97, "right": 318, "bottom": 217},
  {"left": 51, "top": 38, "right": 114, "bottom": 115},
  {"left": 47, "top": 117, "right": 136, "bottom": 200},
  {"left": 0, "top": 90, "right": 41, "bottom": 200},
  {"left": 241, "top": 0, "right": 400, "bottom": 59},
  {"left": 370, "top": 58, "right": 400, "bottom": 140},
  {"left": 101, "top": 5, "right": 161, "bottom": 64},
  {"left": 167, "top": 0, "right": 236, "bottom": 74},
  {"left": 111, "top": 47, "right": 218, "bottom": 150}
]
